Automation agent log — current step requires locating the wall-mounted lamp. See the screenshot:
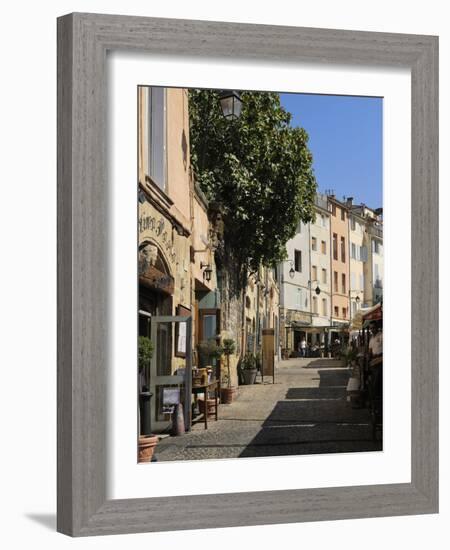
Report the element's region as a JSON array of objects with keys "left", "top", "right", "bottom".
[
  {"left": 200, "top": 261, "right": 213, "bottom": 282},
  {"left": 308, "top": 280, "right": 321, "bottom": 295}
]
